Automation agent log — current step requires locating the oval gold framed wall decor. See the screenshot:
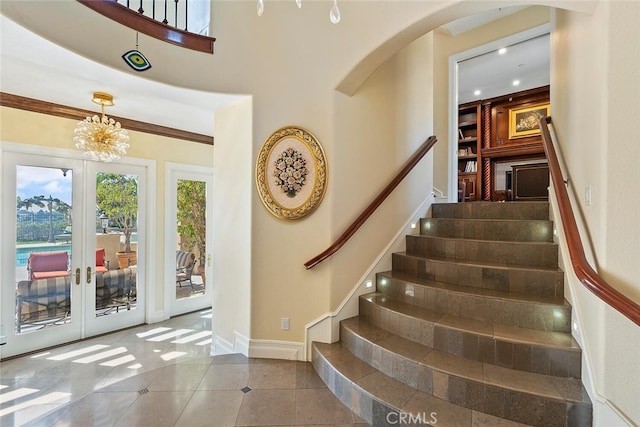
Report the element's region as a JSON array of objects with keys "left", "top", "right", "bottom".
[{"left": 256, "top": 126, "right": 328, "bottom": 220}]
